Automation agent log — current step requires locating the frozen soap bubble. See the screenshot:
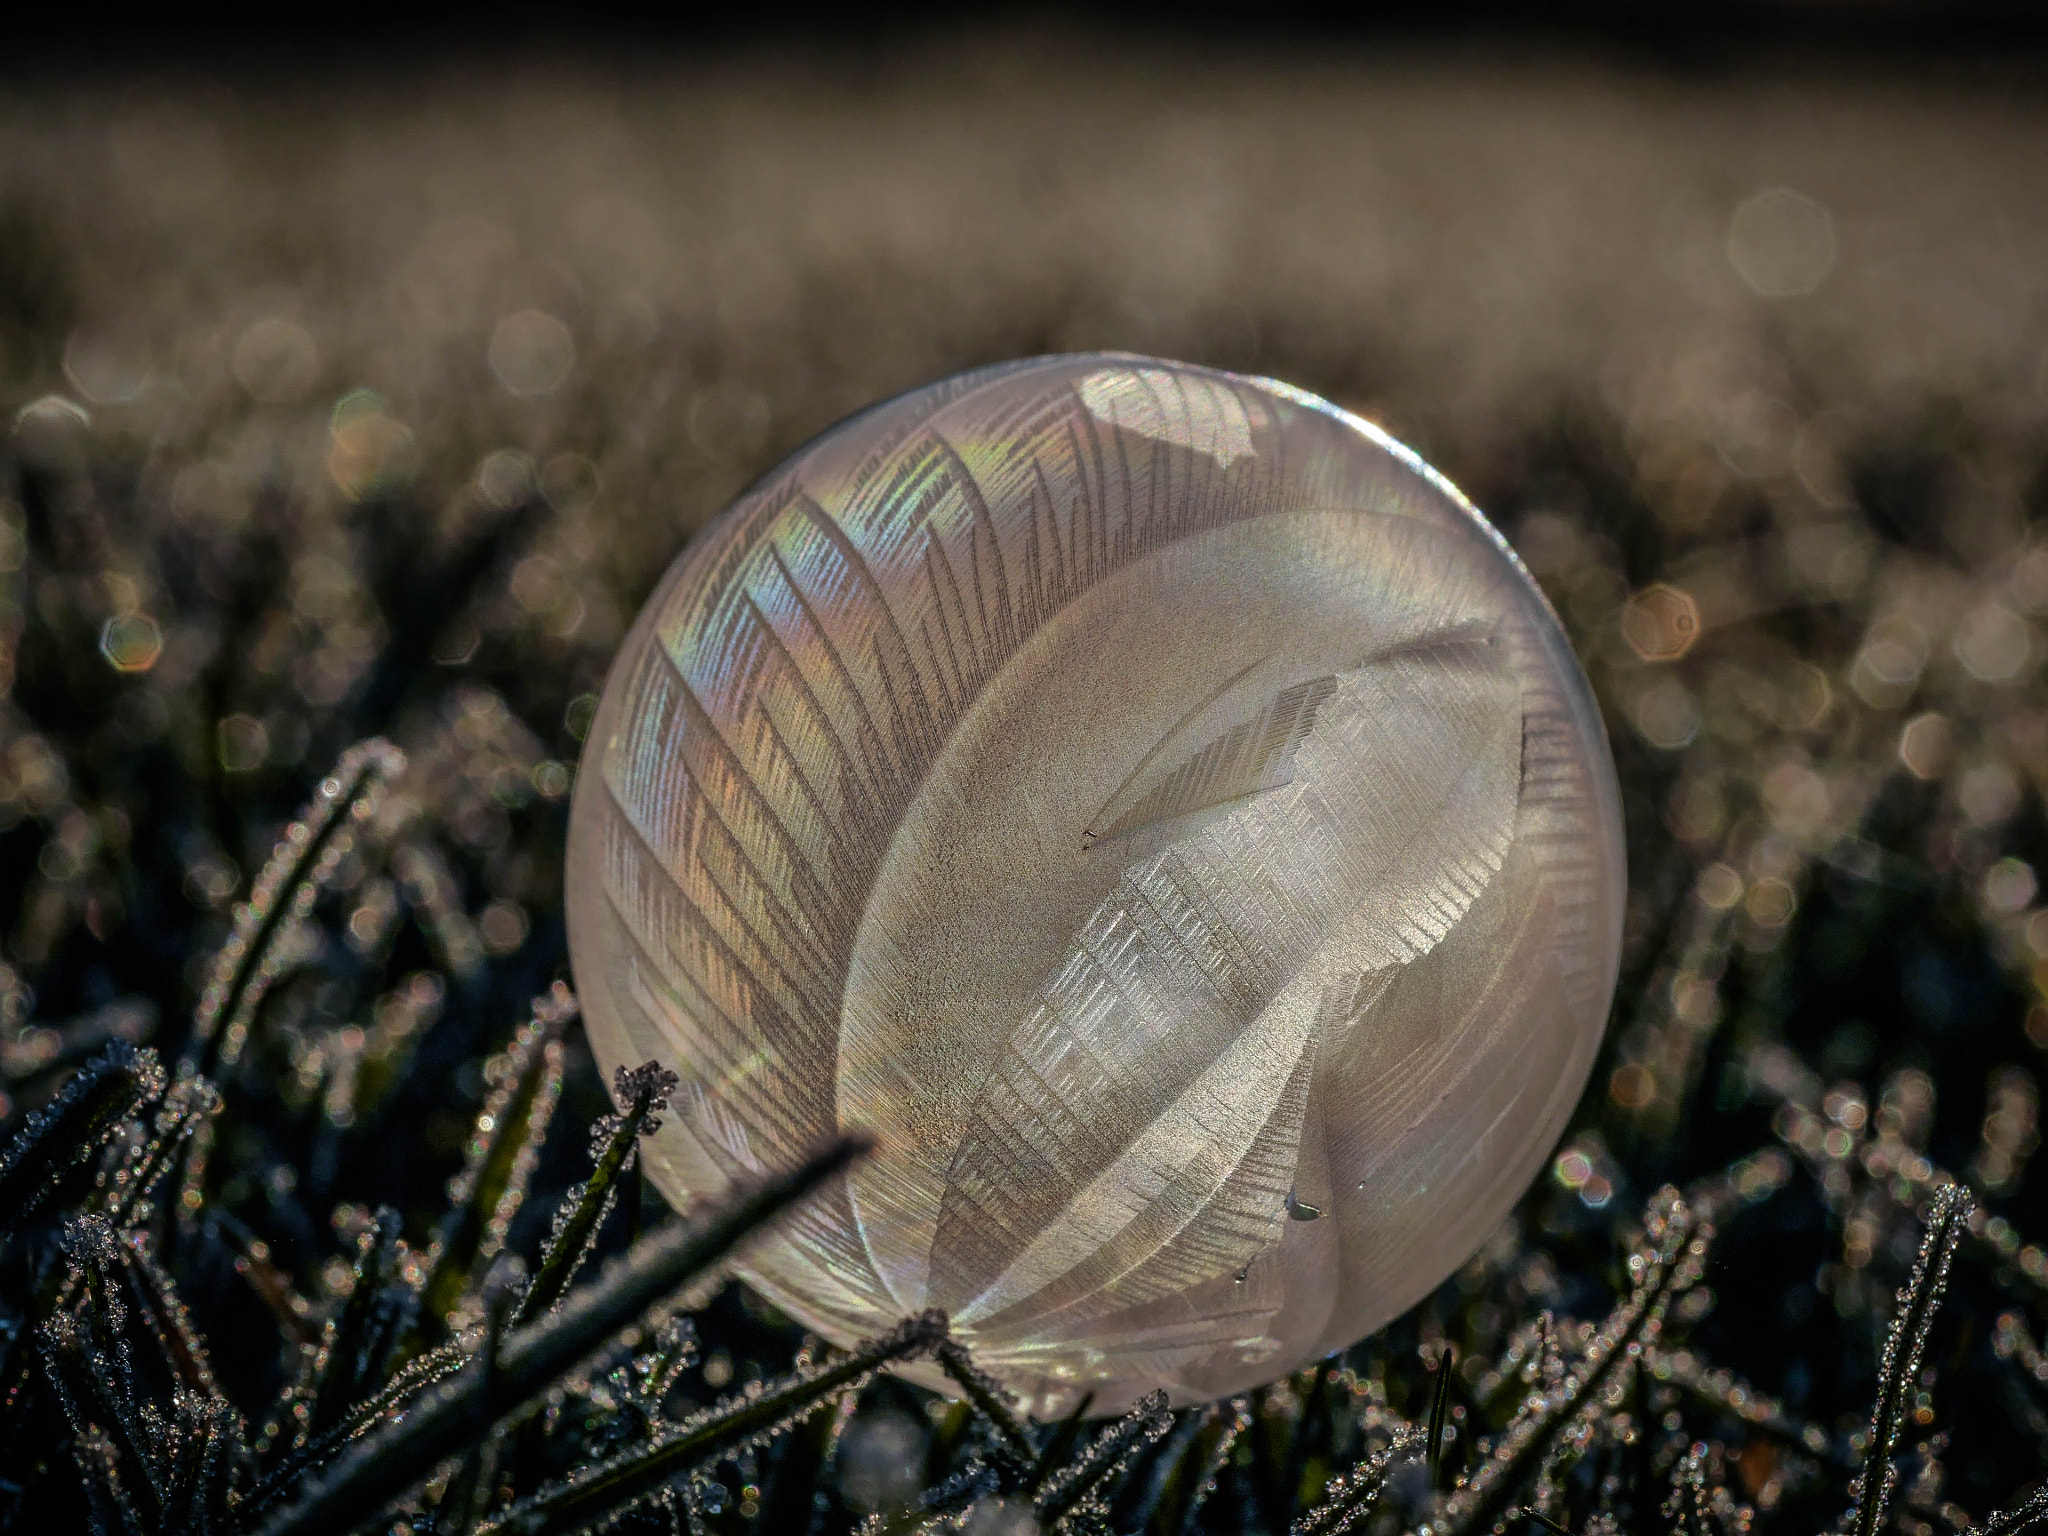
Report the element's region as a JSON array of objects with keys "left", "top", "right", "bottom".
[{"left": 566, "top": 354, "right": 1624, "bottom": 1415}]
